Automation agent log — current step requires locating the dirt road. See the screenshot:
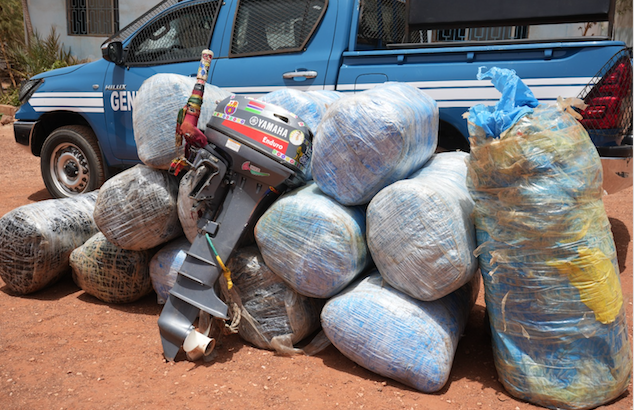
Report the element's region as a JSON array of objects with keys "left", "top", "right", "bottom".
[{"left": 0, "top": 121, "right": 632, "bottom": 410}]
